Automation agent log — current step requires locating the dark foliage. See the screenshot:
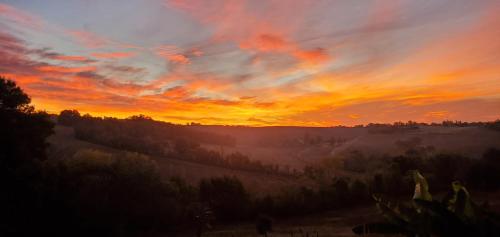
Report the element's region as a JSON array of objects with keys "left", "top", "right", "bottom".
[
  {"left": 199, "top": 176, "right": 251, "bottom": 221},
  {"left": 0, "top": 77, "right": 53, "bottom": 235},
  {"left": 62, "top": 113, "right": 290, "bottom": 175},
  {"left": 256, "top": 215, "right": 273, "bottom": 236},
  {"left": 58, "top": 109, "right": 81, "bottom": 126},
  {"left": 0, "top": 76, "right": 54, "bottom": 167},
  {"left": 70, "top": 113, "right": 236, "bottom": 147},
  {"left": 0, "top": 77, "right": 31, "bottom": 110},
  {"left": 485, "top": 120, "right": 500, "bottom": 131},
  {"left": 33, "top": 150, "right": 195, "bottom": 236},
  {"left": 353, "top": 172, "right": 500, "bottom": 236},
  {"left": 0, "top": 77, "right": 195, "bottom": 236},
  {"left": 466, "top": 148, "right": 500, "bottom": 190},
  {"left": 354, "top": 148, "right": 500, "bottom": 196},
  {"left": 252, "top": 177, "right": 372, "bottom": 218}
]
